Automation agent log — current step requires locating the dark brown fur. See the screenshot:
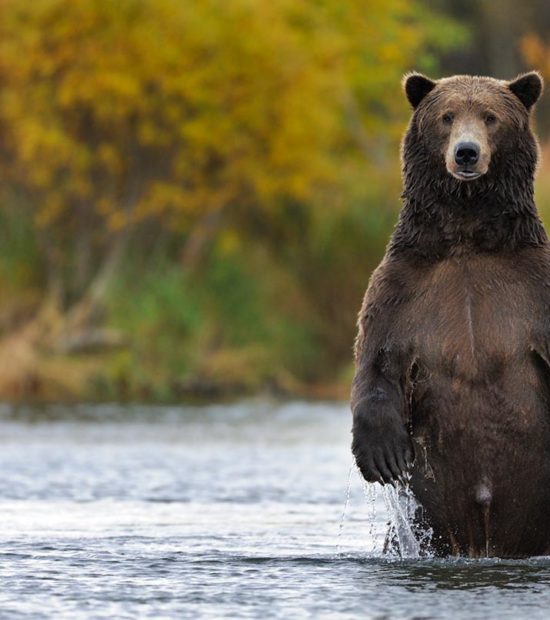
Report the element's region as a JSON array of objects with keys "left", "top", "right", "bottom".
[{"left": 351, "top": 73, "right": 550, "bottom": 558}]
